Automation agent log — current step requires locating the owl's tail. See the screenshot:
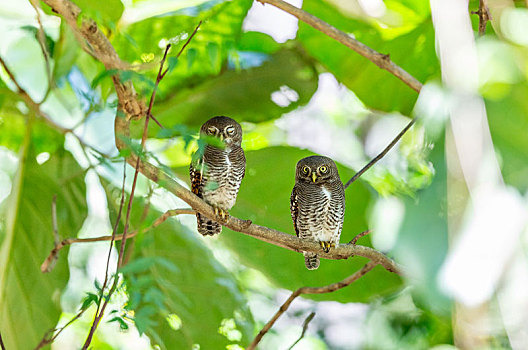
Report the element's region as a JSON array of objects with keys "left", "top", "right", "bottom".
[
  {"left": 303, "top": 252, "right": 320, "bottom": 270},
  {"left": 196, "top": 213, "right": 222, "bottom": 236}
]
